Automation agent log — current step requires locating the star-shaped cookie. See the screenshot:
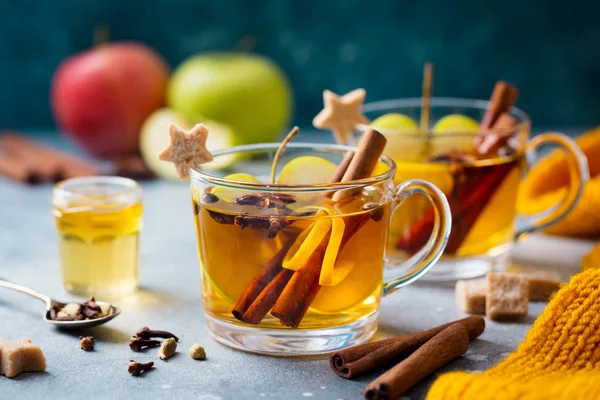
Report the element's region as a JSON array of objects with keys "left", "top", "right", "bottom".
[
  {"left": 312, "top": 88, "right": 370, "bottom": 143},
  {"left": 158, "top": 123, "right": 213, "bottom": 179}
]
